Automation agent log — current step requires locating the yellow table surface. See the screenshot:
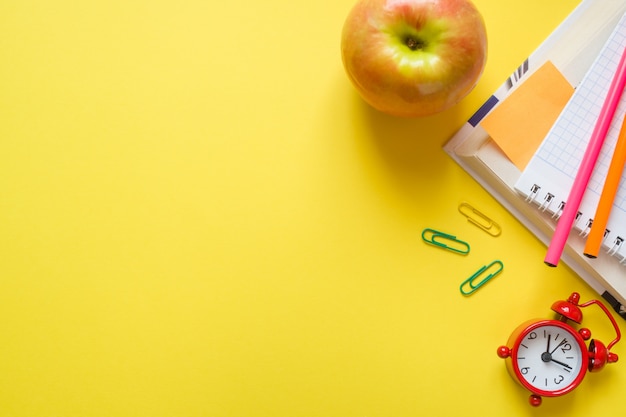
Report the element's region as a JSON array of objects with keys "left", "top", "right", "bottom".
[{"left": 2, "top": 1, "right": 623, "bottom": 415}]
